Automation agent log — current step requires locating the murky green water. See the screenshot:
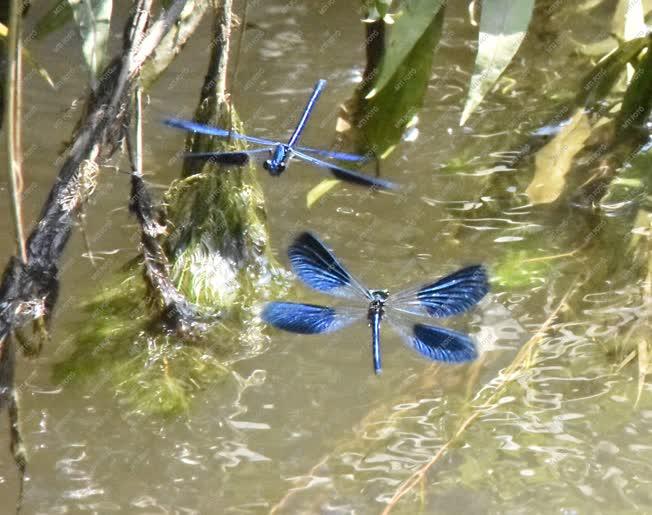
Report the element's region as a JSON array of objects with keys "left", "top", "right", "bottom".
[{"left": 1, "top": 1, "right": 651, "bottom": 513}]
